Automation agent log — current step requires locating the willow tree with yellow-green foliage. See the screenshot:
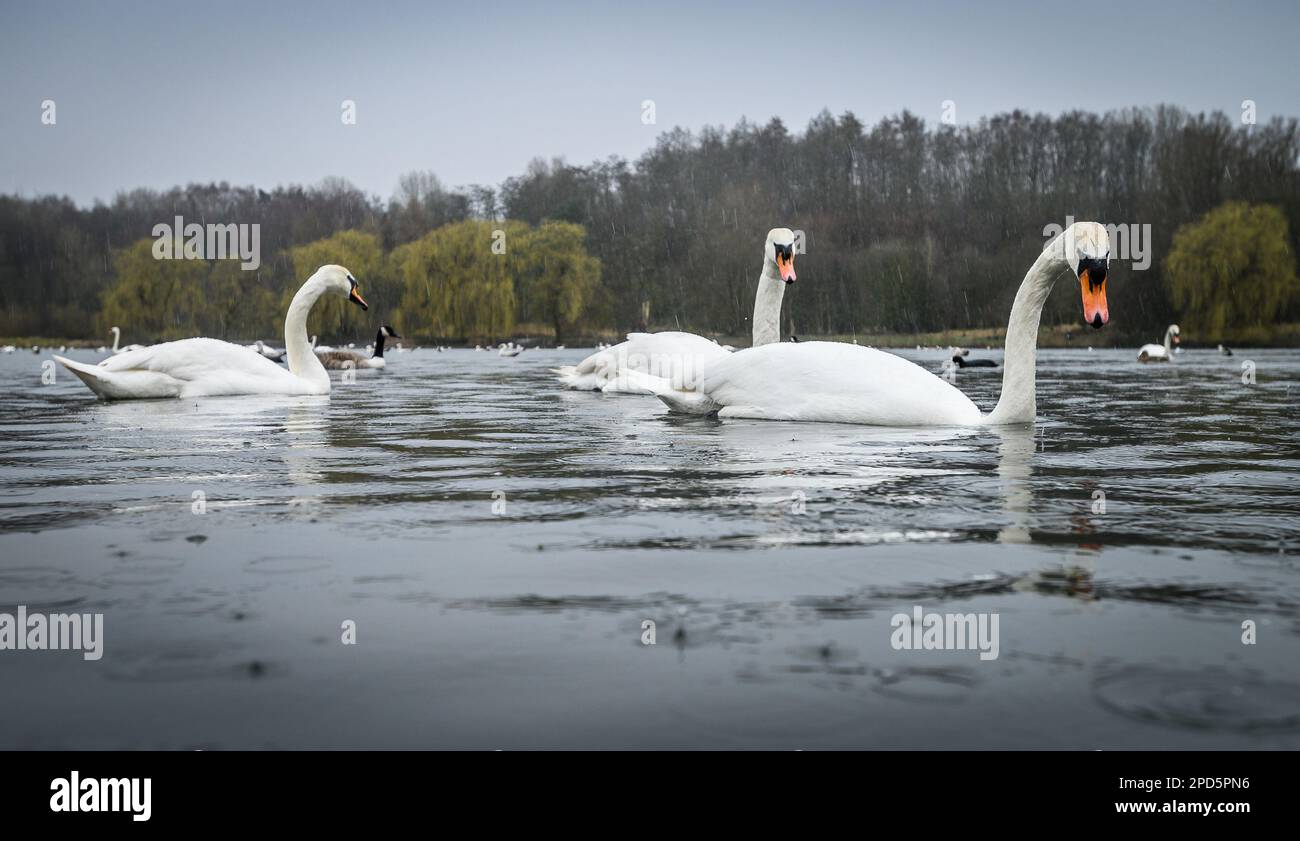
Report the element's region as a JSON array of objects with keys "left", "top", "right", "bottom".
[
  {"left": 394, "top": 219, "right": 524, "bottom": 340},
  {"left": 1165, "top": 202, "right": 1298, "bottom": 338},
  {"left": 100, "top": 239, "right": 278, "bottom": 341},
  {"left": 513, "top": 221, "right": 601, "bottom": 343},
  {"left": 285, "top": 230, "right": 394, "bottom": 340}
]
